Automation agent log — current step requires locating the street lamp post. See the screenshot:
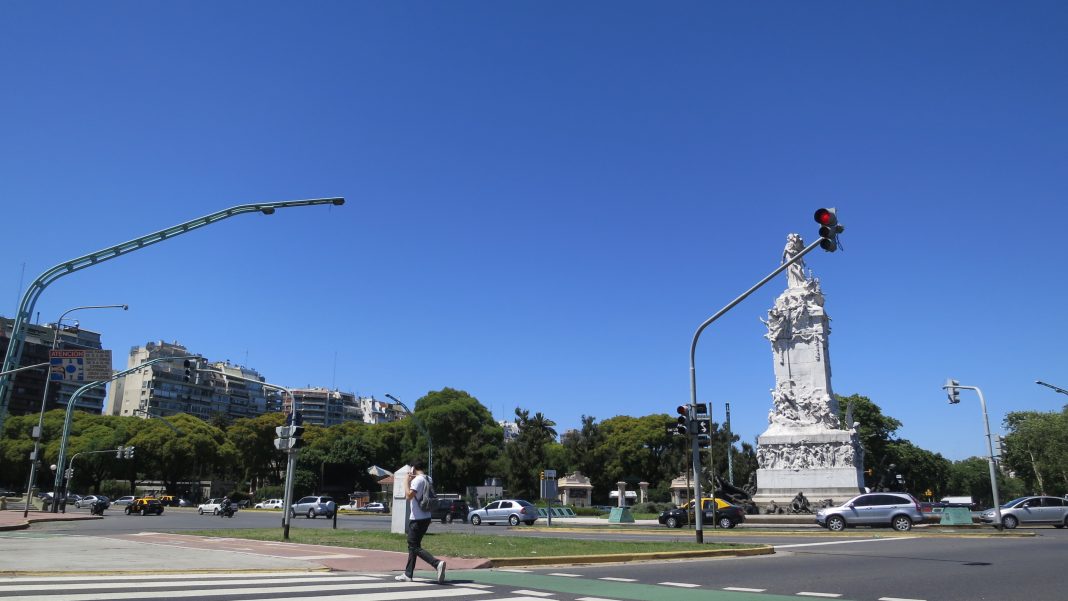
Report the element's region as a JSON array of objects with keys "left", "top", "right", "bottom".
[
  {"left": 384, "top": 394, "right": 432, "bottom": 479},
  {"left": 943, "top": 379, "right": 1003, "bottom": 528},
  {"left": 1035, "top": 380, "right": 1068, "bottom": 396},
  {"left": 51, "top": 355, "right": 197, "bottom": 512},
  {"left": 23, "top": 304, "right": 127, "bottom": 517},
  {"left": 0, "top": 197, "right": 345, "bottom": 436}
]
